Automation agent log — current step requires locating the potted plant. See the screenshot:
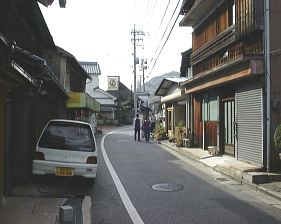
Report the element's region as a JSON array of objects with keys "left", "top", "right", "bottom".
[
  {"left": 175, "top": 120, "right": 185, "bottom": 147},
  {"left": 153, "top": 122, "right": 166, "bottom": 141}
]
